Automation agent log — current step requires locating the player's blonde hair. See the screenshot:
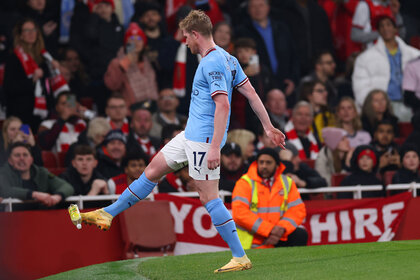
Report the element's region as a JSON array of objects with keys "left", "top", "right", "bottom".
[{"left": 179, "top": 10, "right": 213, "bottom": 38}]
